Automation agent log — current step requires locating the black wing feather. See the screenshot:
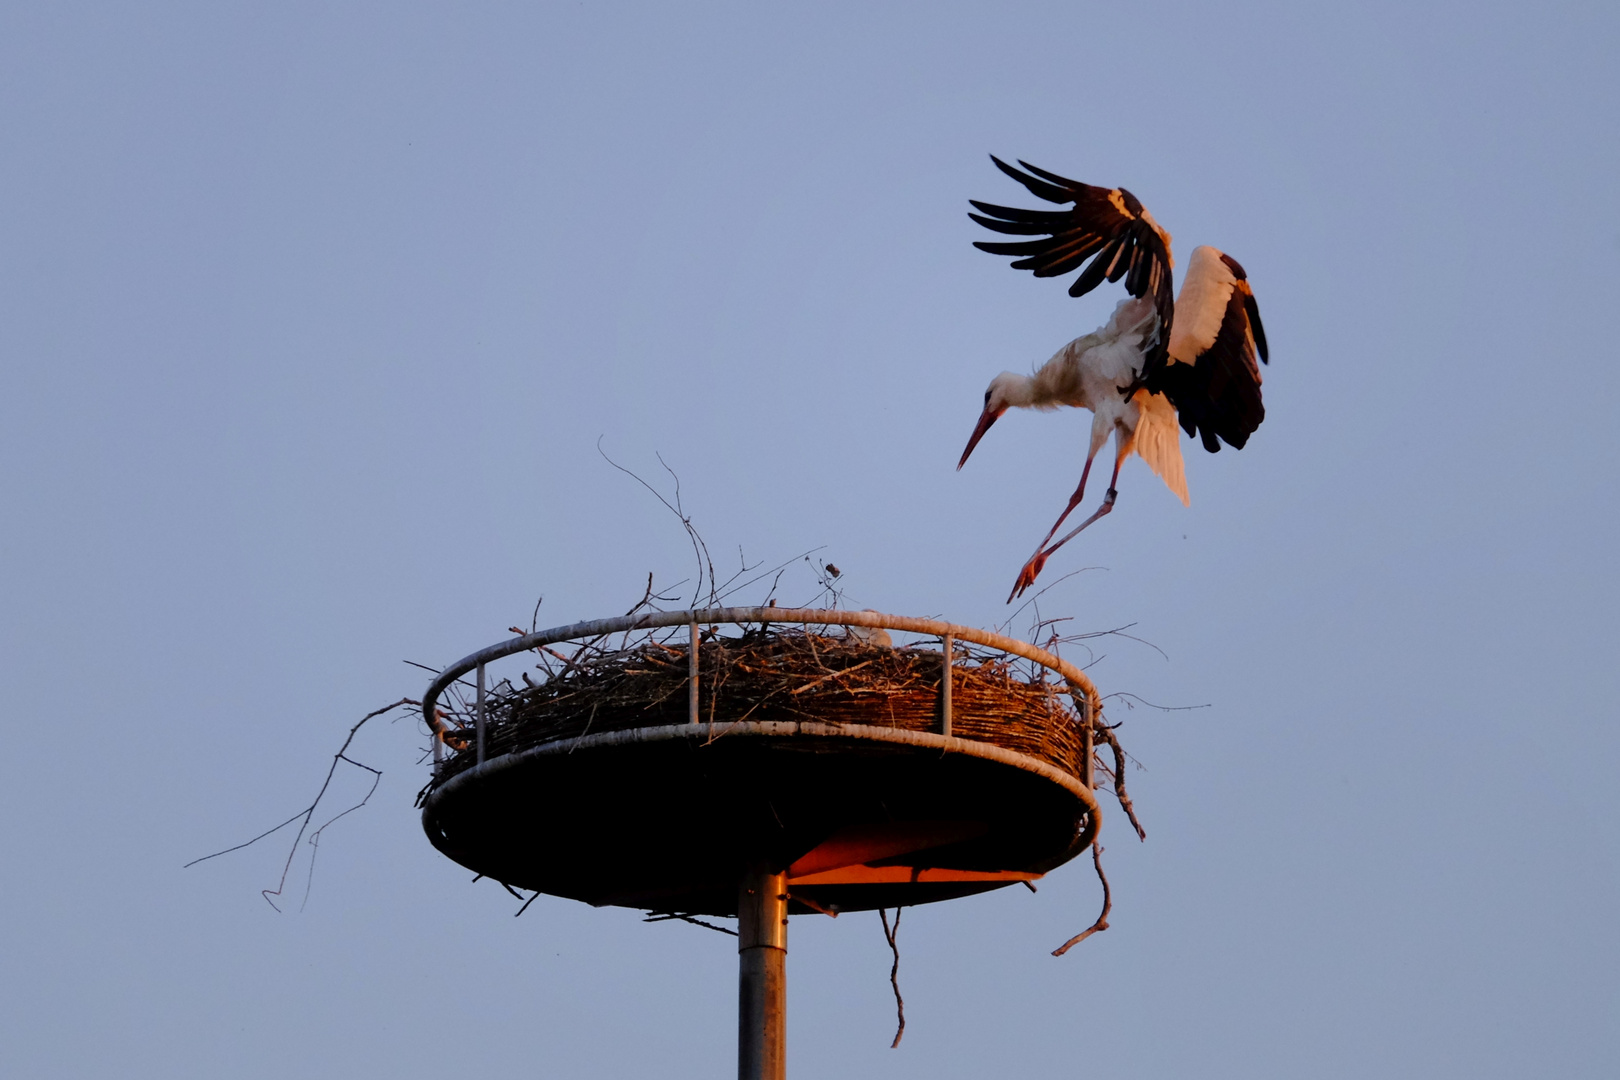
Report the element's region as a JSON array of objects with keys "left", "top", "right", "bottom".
[
  {"left": 990, "top": 155, "right": 1073, "bottom": 204},
  {"left": 1015, "top": 159, "right": 1090, "bottom": 190},
  {"left": 1104, "top": 236, "right": 1133, "bottom": 282},
  {"left": 968, "top": 200, "right": 1075, "bottom": 226},
  {"left": 1124, "top": 246, "right": 1148, "bottom": 295},
  {"left": 1068, "top": 237, "right": 1123, "bottom": 297},
  {"left": 969, "top": 156, "right": 1175, "bottom": 367},
  {"left": 968, "top": 214, "right": 1054, "bottom": 237},
  {"left": 1246, "top": 292, "right": 1268, "bottom": 362},
  {"left": 1218, "top": 251, "right": 1269, "bottom": 364},
  {"left": 1022, "top": 237, "right": 1109, "bottom": 278},
  {"left": 973, "top": 238, "right": 1064, "bottom": 257}
]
